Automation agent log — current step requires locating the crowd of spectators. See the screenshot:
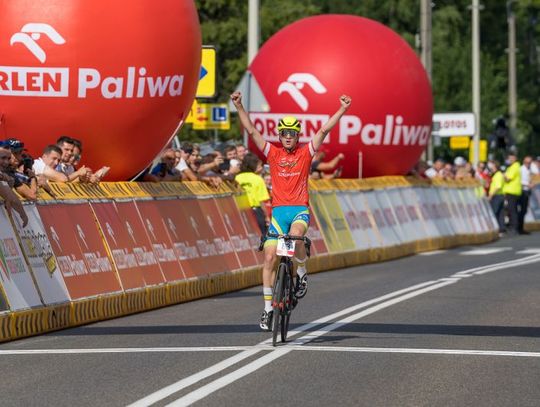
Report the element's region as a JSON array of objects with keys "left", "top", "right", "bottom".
[{"left": 411, "top": 154, "right": 540, "bottom": 236}]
